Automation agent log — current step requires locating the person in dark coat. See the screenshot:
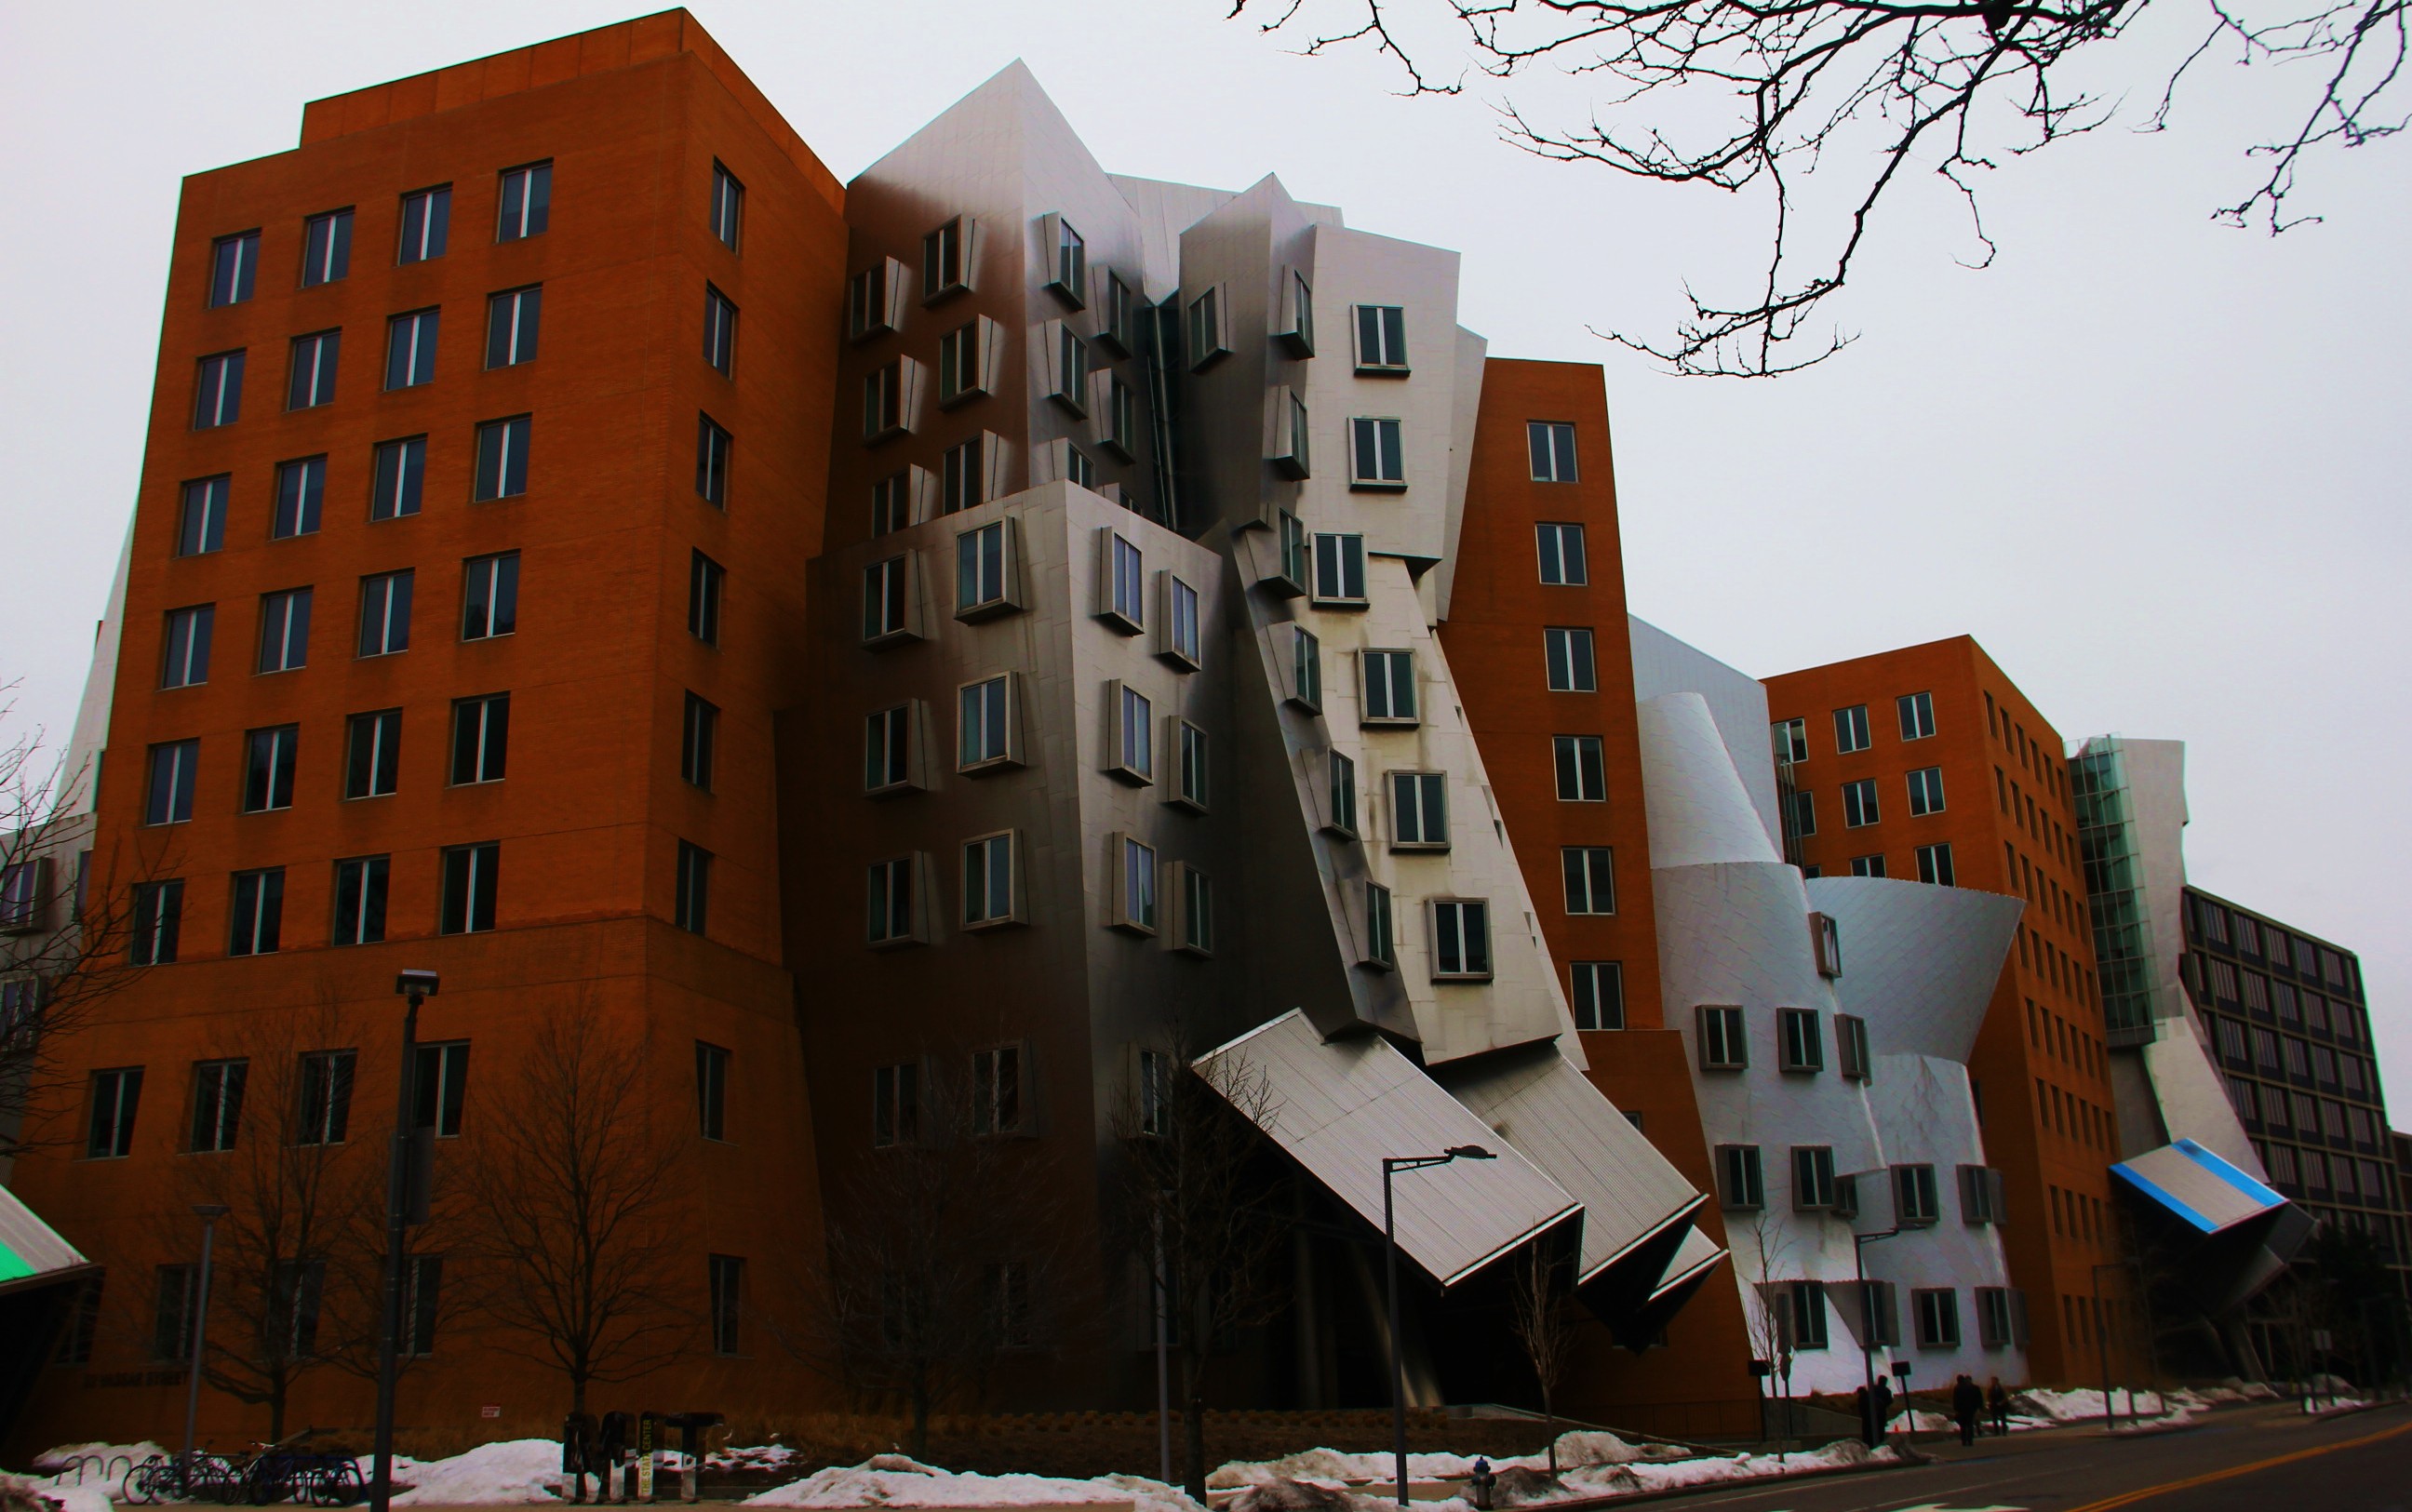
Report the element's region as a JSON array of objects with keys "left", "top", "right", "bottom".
[
  {"left": 1872, "top": 1376, "right": 1896, "bottom": 1444},
  {"left": 562, "top": 1412, "right": 596, "bottom": 1505},
  {"left": 1856, "top": 1384, "right": 1874, "bottom": 1447},
  {"left": 1987, "top": 1377, "right": 2010, "bottom": 1436},
  {"left": 1951, "top": 1374, "right": 1983, "bottom": 1445}
]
